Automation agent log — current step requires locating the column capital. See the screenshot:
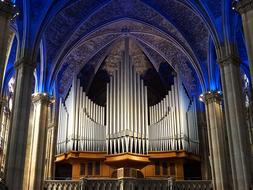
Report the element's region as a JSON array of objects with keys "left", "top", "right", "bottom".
[
  {"left": 0, "top": 1, "right": 18, "bottom": 19},
  {"left": 235, "top": 0, "right": 253, "bottom": 14},
  {"left": 32, "top": 93, "right": 54, "bottom": 104},
  {"left": 217, "top": 54, "right": 240, "bottom": 67},
  {"left": 14, "top": 56, "right": 36, "bottom": 70},
  {"left": 199, "top": 91, "right": 223, "bottom": 104}
]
